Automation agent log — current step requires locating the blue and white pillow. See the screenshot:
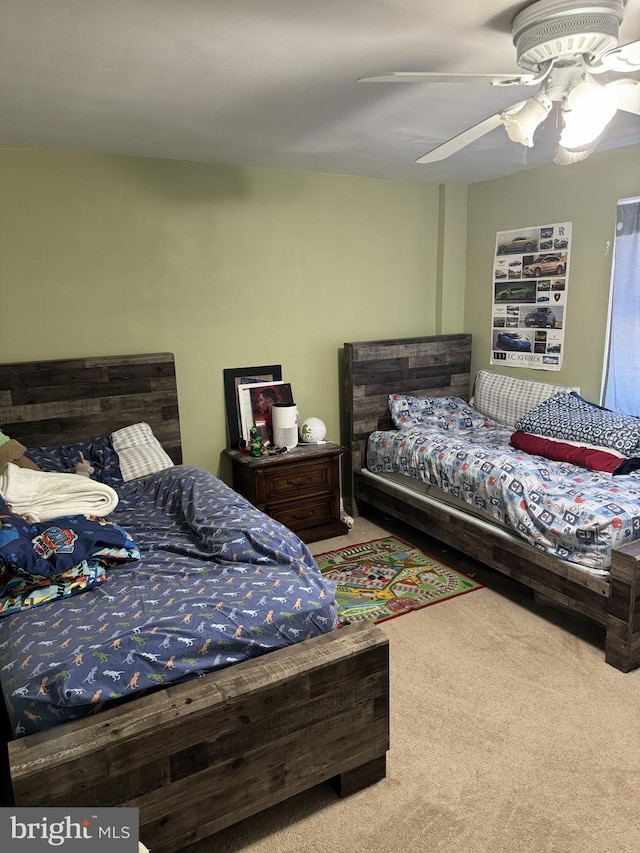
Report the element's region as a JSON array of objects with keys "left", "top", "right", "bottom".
[
  {"left": 388, "top": 395, "right": 489, "bottom": 431},
  {"left": 514, "top": 392, "right": 640, "bottom": 457}
]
